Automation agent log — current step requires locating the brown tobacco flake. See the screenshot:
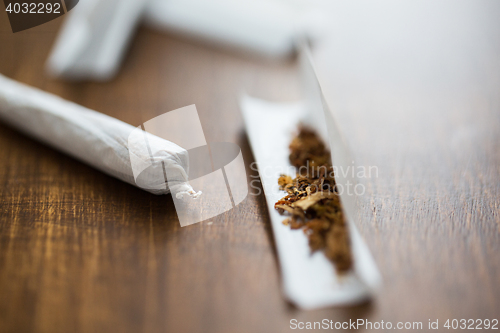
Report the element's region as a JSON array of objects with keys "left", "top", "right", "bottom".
[{"left": 274, "top": 126, "right": 353, "bottom": 273}]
